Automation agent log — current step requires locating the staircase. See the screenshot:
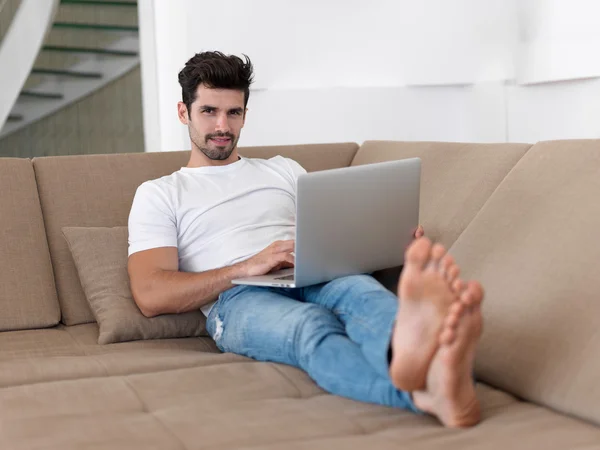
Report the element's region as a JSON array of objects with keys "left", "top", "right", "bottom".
[{"left": 0, "top": 0, "right": 139, "bottom": 138}]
